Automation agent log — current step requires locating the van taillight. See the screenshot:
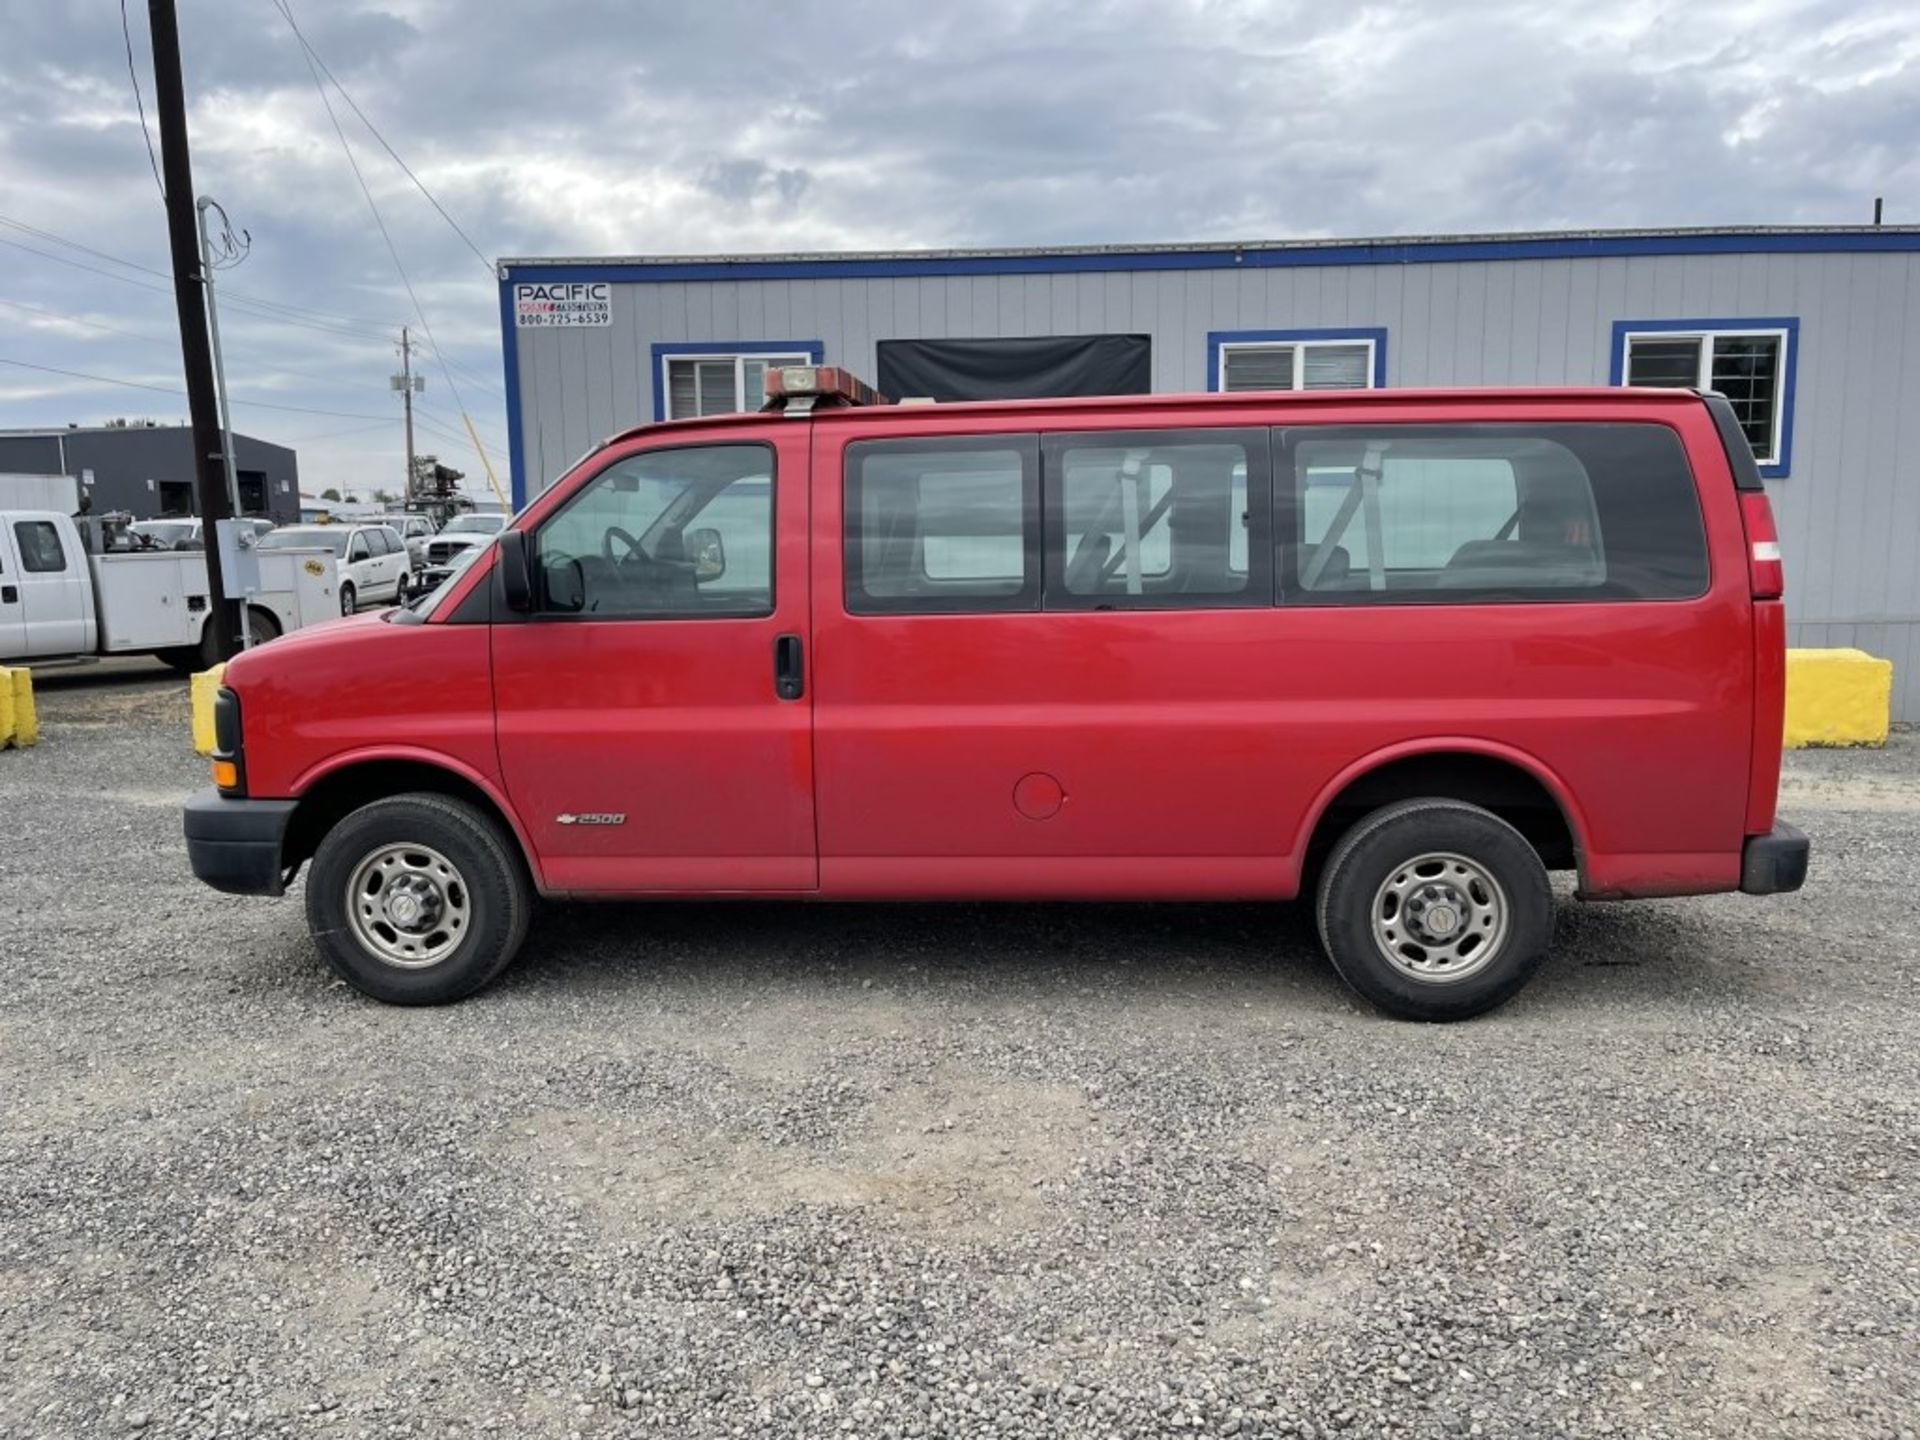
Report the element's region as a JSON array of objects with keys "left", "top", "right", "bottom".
[{"left": 1739, "top": 491, "right": 1784, "bottom": 600}]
